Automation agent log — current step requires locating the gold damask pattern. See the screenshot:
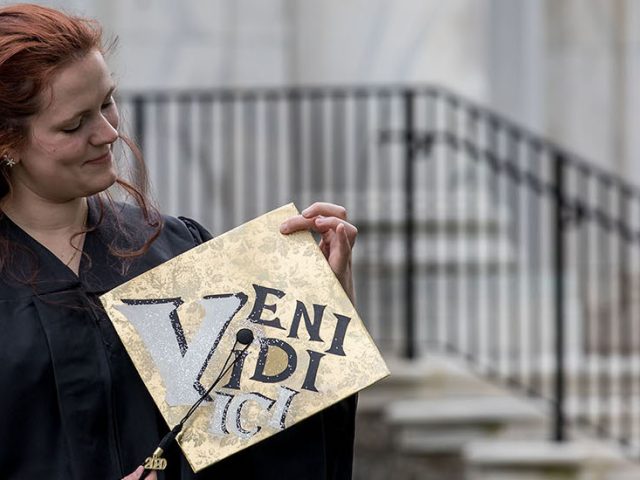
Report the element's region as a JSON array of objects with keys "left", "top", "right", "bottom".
[{"left": 101, "top": 204, "right": 389, "bottom": 472}]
